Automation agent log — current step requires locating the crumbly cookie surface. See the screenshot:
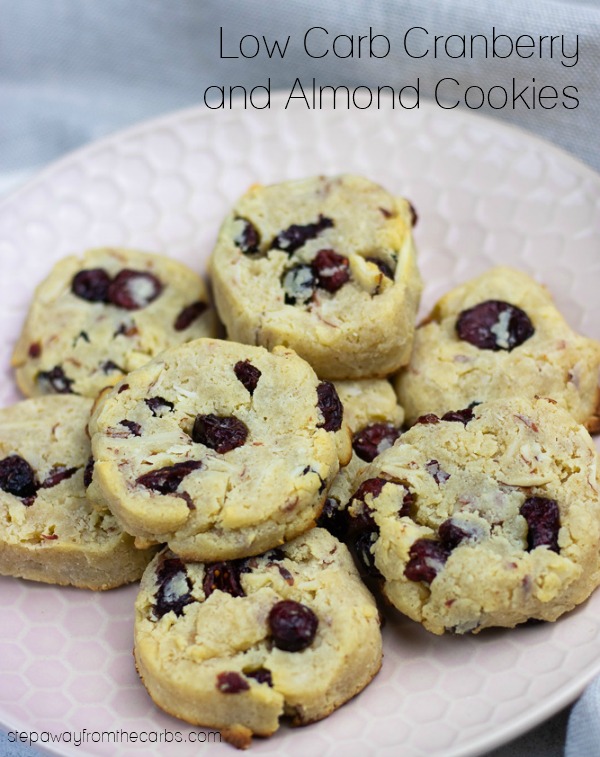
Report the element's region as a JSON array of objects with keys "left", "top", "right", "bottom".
[
  {"left": 346, "top": 397, "right": 600, "bottom": 635},
  {"left": 12, "top": 247, "right": 218, "bottom": 398},
  {"left": 134, "top": 528, "right": 382, "bottom": 747},
  {"left": 395, "top": 266, "right": 600, "bottom": 429},
  {"left": 88, "top": 338, "right": 351, "bottom": 560},
  {"left": 0, "top": 395, "right": 154, "bottom": 589},
  {"left": 210, "top": 174, "right": 422, "bottom": 379}
]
